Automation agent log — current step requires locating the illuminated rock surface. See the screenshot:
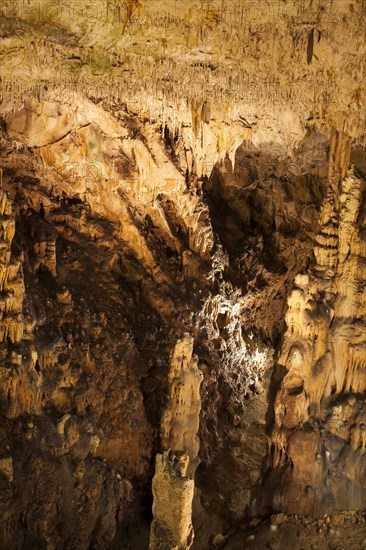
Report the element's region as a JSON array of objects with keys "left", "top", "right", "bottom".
[
  {"left": 0, "top": 1, "right": 365, "bottom": 549},
  {"left": 150, "top": 335, "right": 202, "bottom": 550}
]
